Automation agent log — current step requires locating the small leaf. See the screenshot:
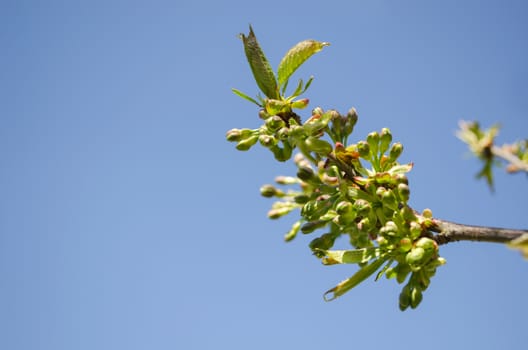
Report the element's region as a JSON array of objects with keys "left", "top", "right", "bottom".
[
  {"left": 231, "top": 88, "right": 261, "bottom": 106},
  {"left": 320, "top": 247, "right": 381, "bottom": 265},
  {"left": 324, "top": 257, "right": 387, "bottom": 301},
  {"left": 508, "top": 234, "right": 528, "bottom": 259},
  {"left": 278, "top": 40, "right": 329, "bottom": 87},
  {"left": 240, "top": 26, "right": 279, "bottom": 99}
]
